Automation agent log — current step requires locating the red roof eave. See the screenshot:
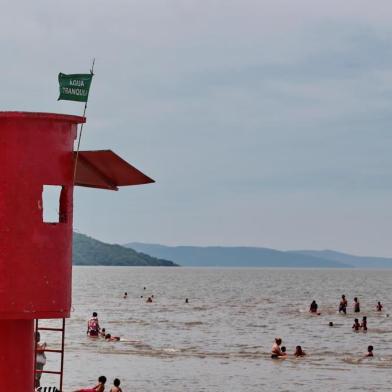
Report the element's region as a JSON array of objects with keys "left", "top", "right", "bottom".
[{"left": 74, "top": 150, "right": 154, "bottom": 190}]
